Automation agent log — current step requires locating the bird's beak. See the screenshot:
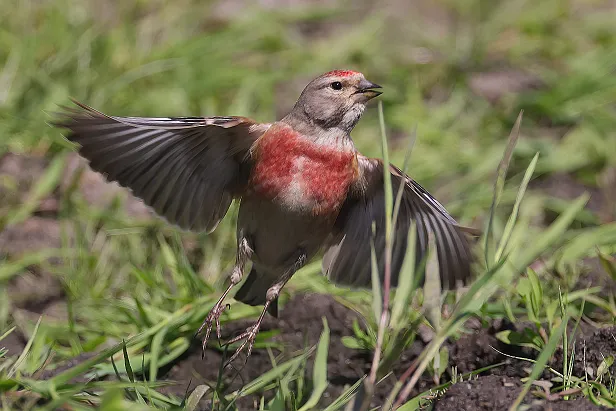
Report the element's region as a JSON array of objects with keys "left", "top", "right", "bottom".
[{"left": 355, "top": 79, "right": 382, "bottom": 100}]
